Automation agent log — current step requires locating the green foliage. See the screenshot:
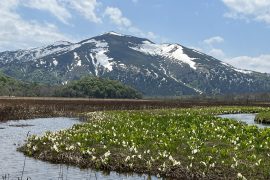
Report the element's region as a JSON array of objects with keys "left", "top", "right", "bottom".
[
  {"left": 55, "top": 76, "right": 142, "bottom": 99},
  {"left": 0, "top": 73, "right": 142, "bottom": 99},
  {"left": 0, "top": 73, "right": 57, "bottom": 97},
  {"left": 21, "top": 106, "right": 270, "bottom": 179},
  {"left": 255, "top": 111, "right": 270, "bottom": 123}
]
